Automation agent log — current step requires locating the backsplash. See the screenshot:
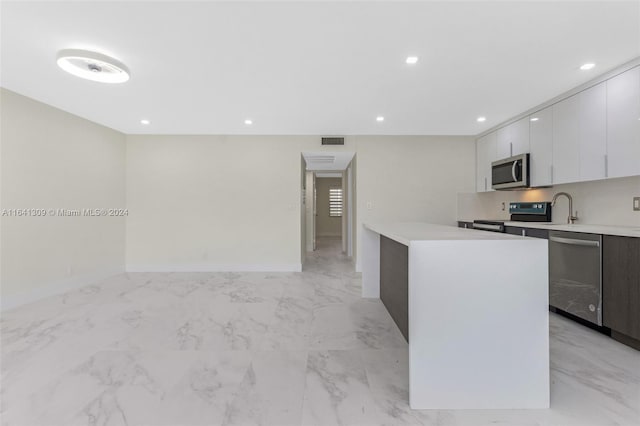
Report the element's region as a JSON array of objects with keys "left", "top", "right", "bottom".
[{"left": 457, "top": 175, "right": 640, "bottom": 226}]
